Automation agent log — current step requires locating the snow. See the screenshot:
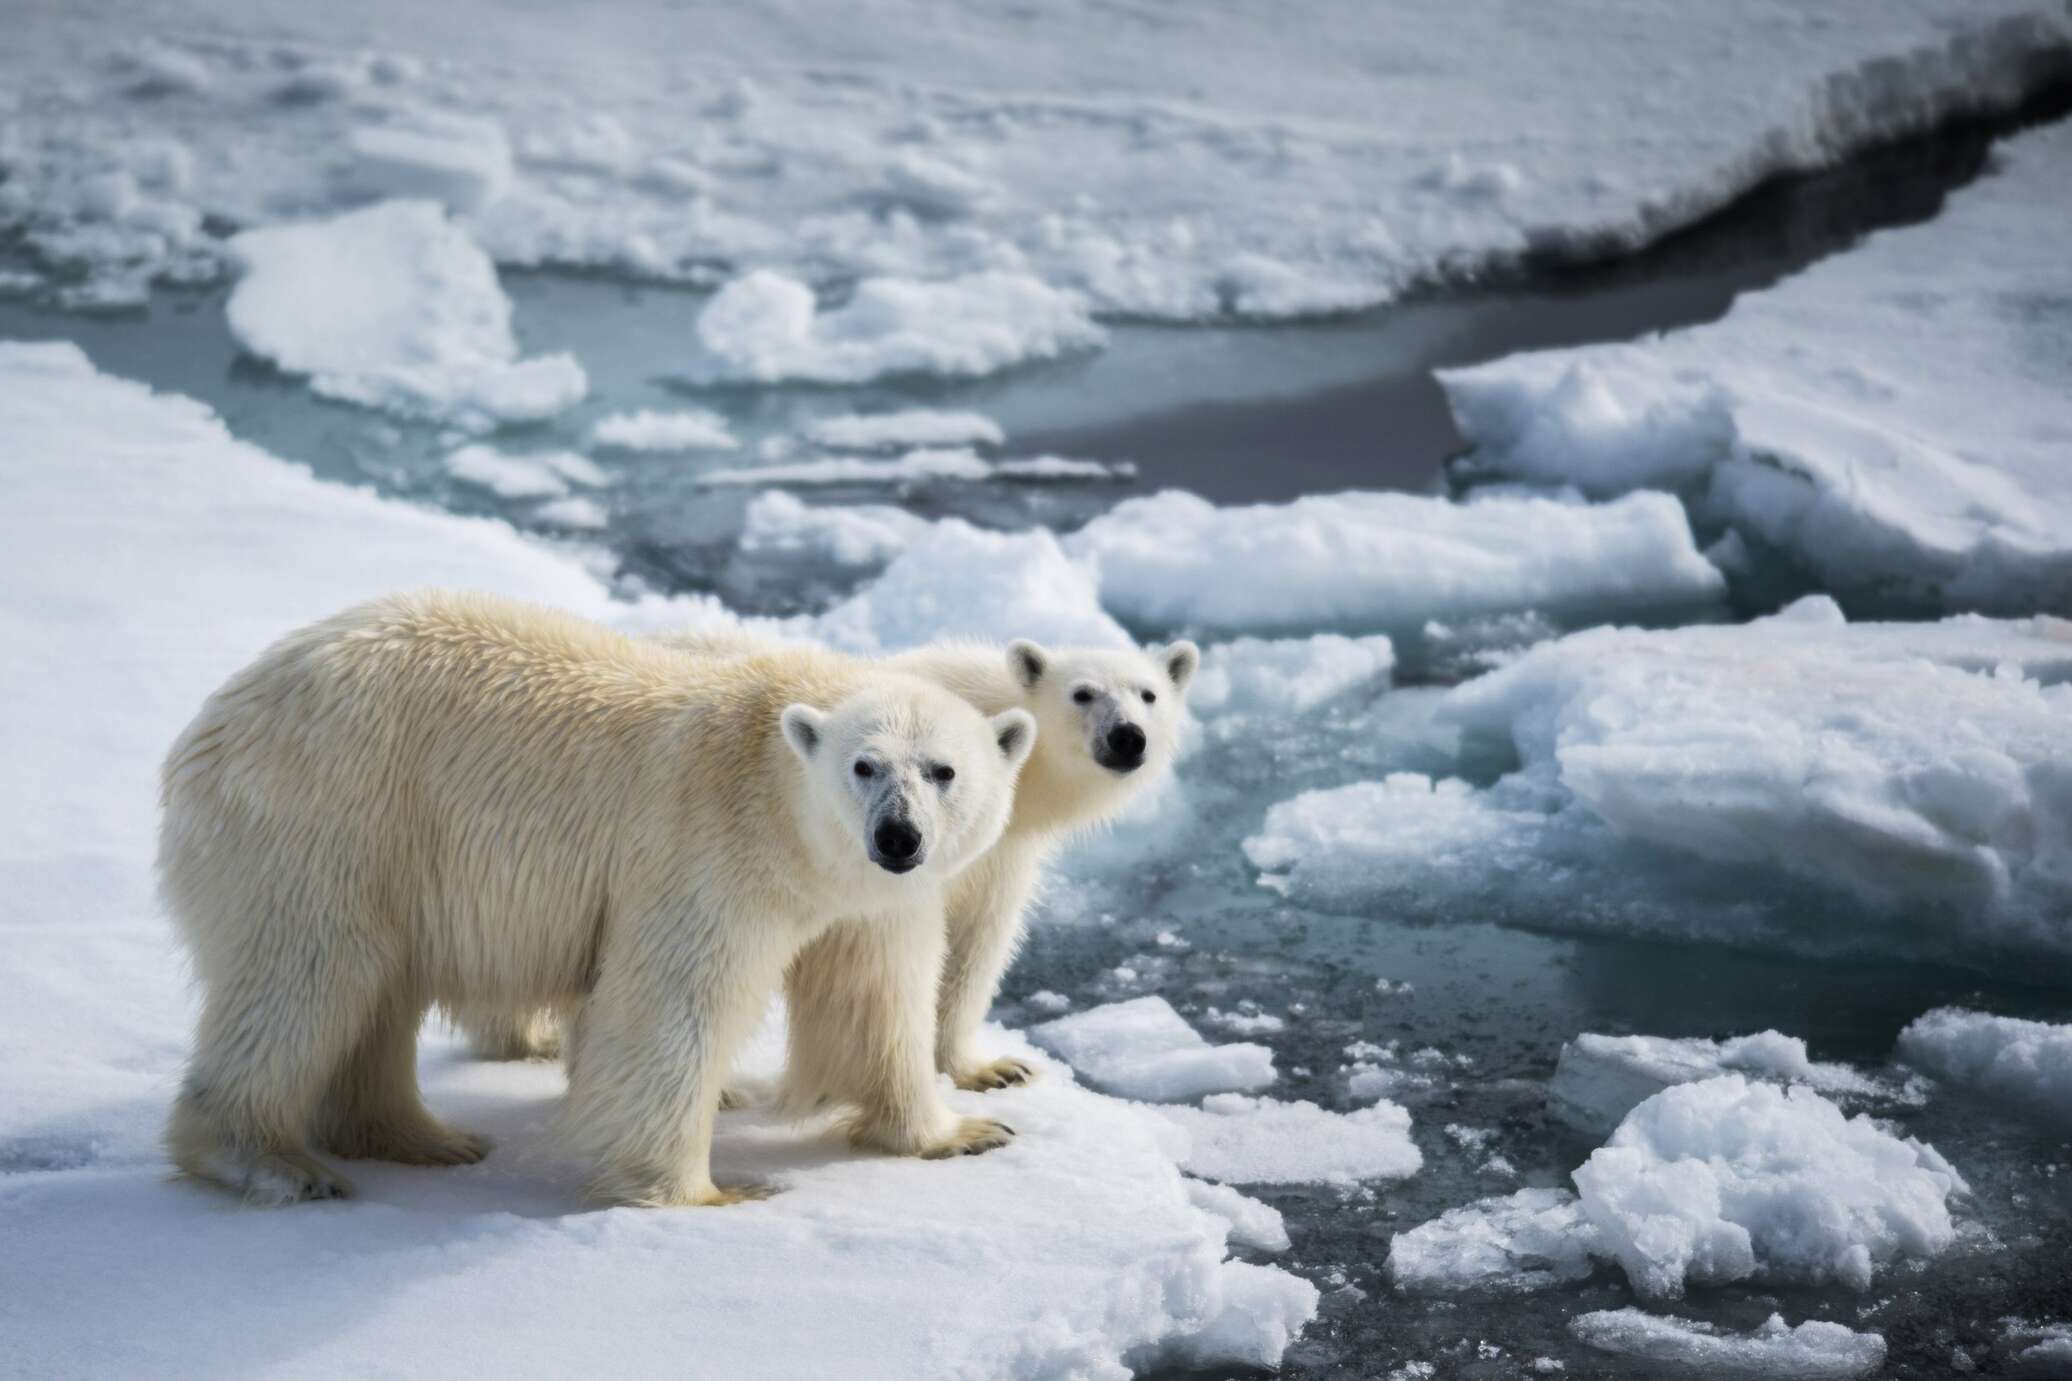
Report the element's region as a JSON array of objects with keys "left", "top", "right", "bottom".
[
  {"left": 1245, "top": 600, "right": 2072, "bottom": 973},
  {"left": 1897, "top": 1007, "right": 2072, "bottom": 1127},
  {"left": 1027, "top": 997, "right": 1276, "bottom": 1102},
  {"left": 702, "top": 448, "right": 1125, "bottom": 488},
  {"left": 225, "top": 200, "right": 586, "bottom": 430},
  {"left": 806, "top": 409, "right": 1005, "bottom": 452},
  {"left": 0, "top": 341, "right": 1319, "bottom": 1378},
  {"left": 1065, "top": 488, "right": 1723, "bottom": 638},
  {"left": 1442, "top": 119, "right": 2072, "bottom": 616},
  {"left": 8, "top": 1, "right": 2071, "bottom": 324},
  {"left": 1549, "top": 1031, "right": 1879, "bottom": 1136},
  {"left": 533, "top": 496, "right": 609, "bottom": 530},
  {"left": 1191, "top": 634, "right": 1396, "bottom": 717},
  {"left": 1387, "top": 1188, "right": 1601, "bottom": 1295},
  {"left": 444, "top": 445, "right": 608, "bottom": 500},
  {"left": 589, "top": 408, "right": 738, "bottom": 452},
  {"left": 1568, "top": 1310, "right": 1887, "bottom": 1379},
  {"left": 1151, "top": 1095, "right": 1423, "bottom": 1186},
  {"left": 1572, "top": 1076, "right": 1967, "bottom": 1298},
  {"left": 1185, "top": 1179, "right": 1292, "bottom": 1254},
  {"left": 687, "top": 270, "right": 1104, "bottom": 385},
  {"left": 737, "top": 492, "right": 931, "bottom": 569}
]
